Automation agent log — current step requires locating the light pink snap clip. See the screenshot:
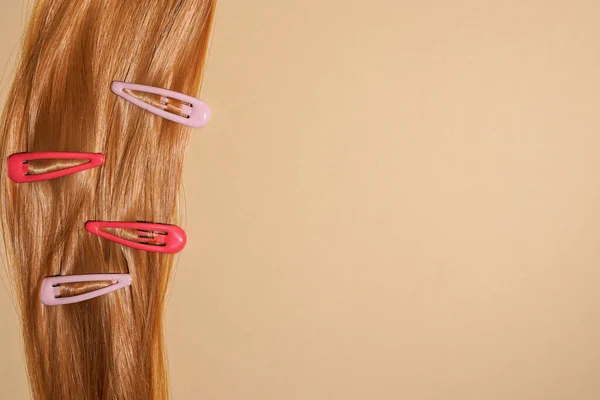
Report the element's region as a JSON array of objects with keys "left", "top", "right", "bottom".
[
  {"left": 40, "top": 274, "right": 132, "bottom": 306},
  {"left": 111, "top": 81, "right": 210, "bottom": 128}
]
